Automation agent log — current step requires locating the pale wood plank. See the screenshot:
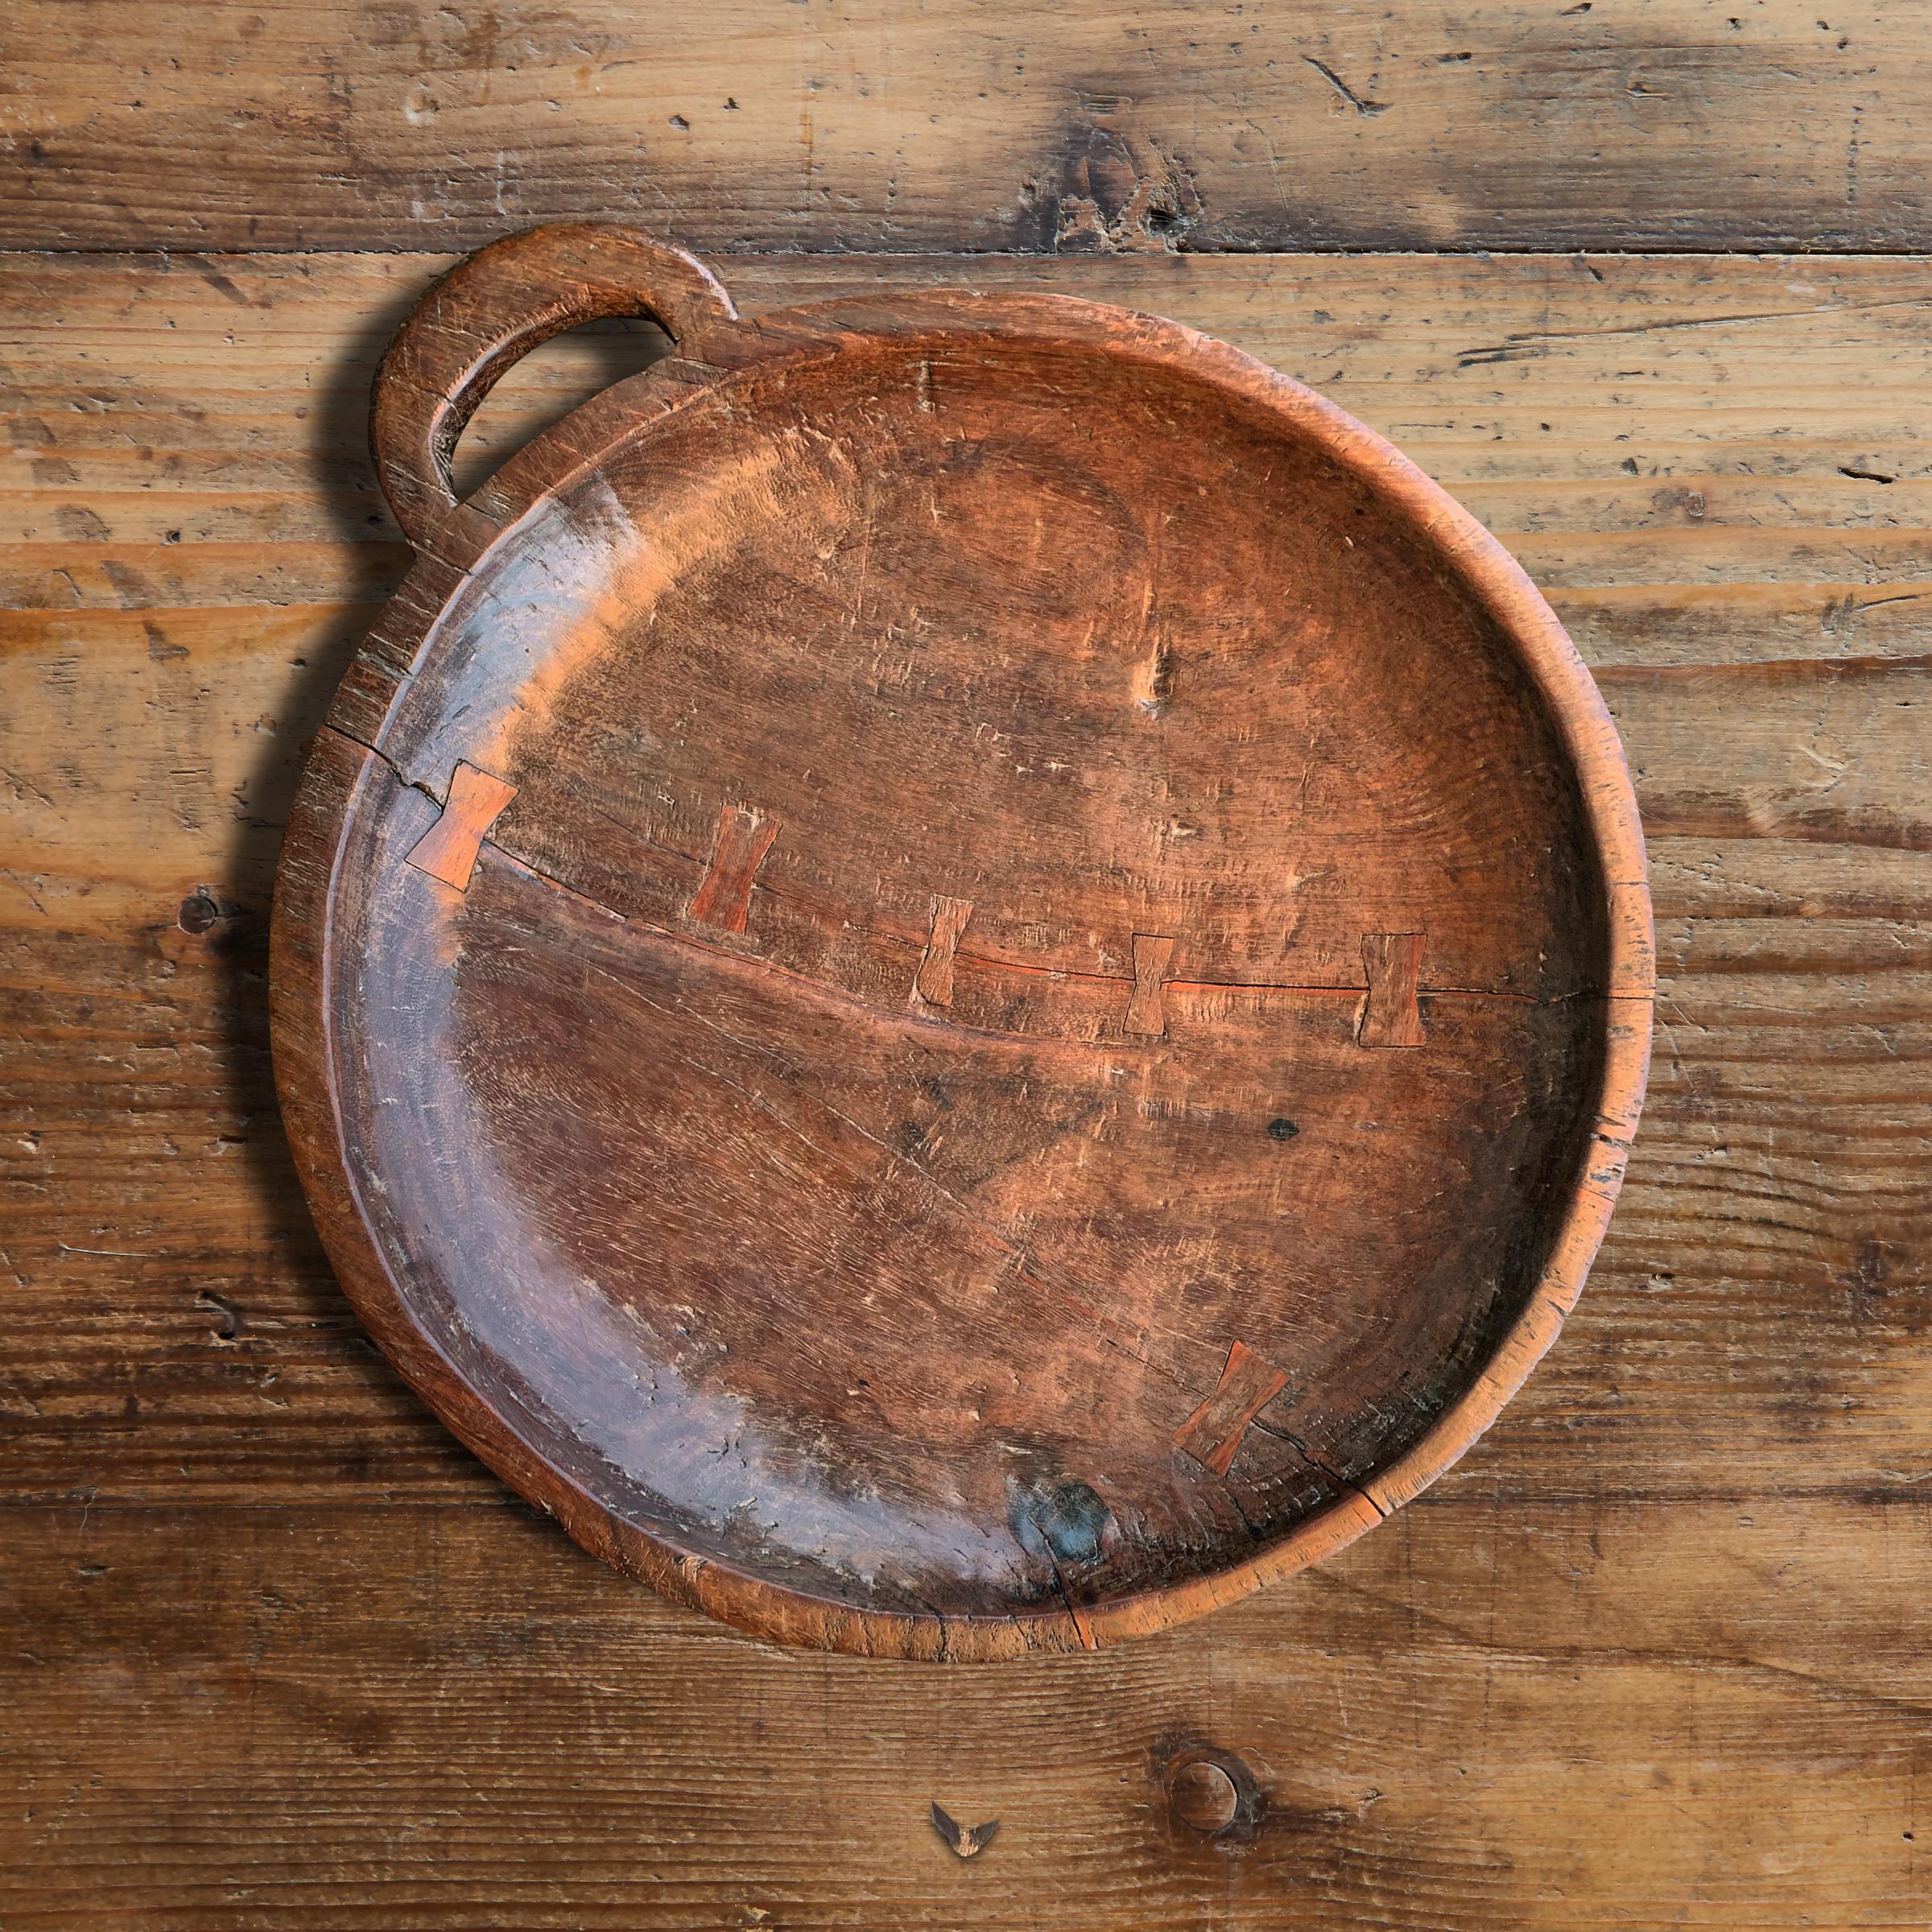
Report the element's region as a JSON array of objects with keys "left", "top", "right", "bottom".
[{"left": 1, "top": 2, "right": 1925, "bottom": 255}]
